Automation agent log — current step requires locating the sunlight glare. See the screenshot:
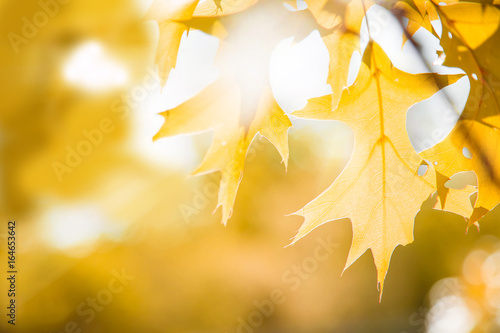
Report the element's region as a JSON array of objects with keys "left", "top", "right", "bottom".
[
  {"left": 41, "top": 204, "right": 123, "bottom": 255},
  {"left": 134, "top": 30, "right": 219, "bottom": 170},
  {"left": 270, "top": 31, "right": 330, "bottom": 113},
  {"left": 426, "top": 295, "right": 476, "bottom": 333},
  {"left": 63, "top": 41, "right": 129, "bottom": 91}
]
